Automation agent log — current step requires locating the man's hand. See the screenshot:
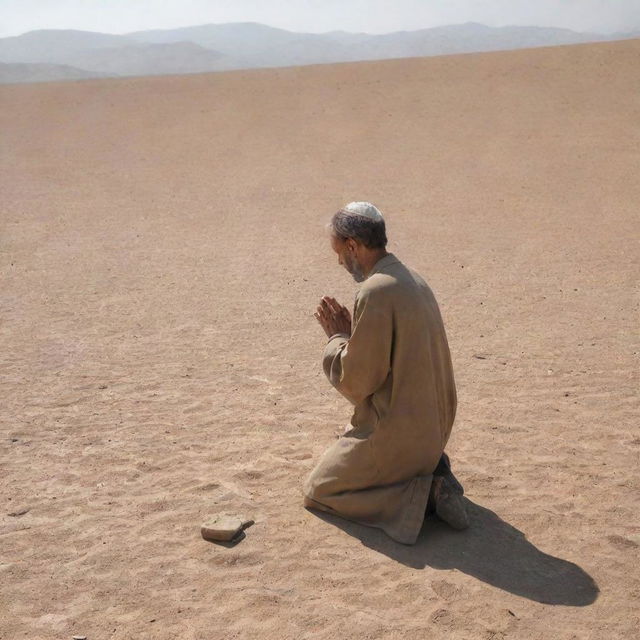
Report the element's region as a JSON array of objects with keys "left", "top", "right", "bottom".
[{"left": 314, "top": 296, "right": 352, "bottom": 338}]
